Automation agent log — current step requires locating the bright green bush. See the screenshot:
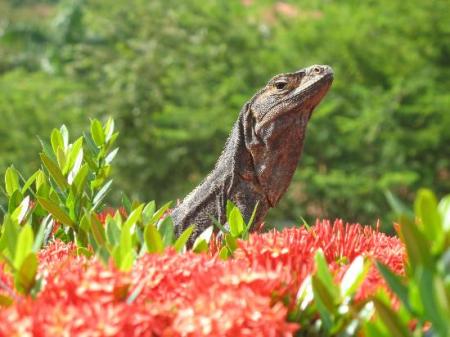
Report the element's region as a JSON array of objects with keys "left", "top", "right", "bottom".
[{"left": 1, "top": 0, "right": 449, "bottom": 228}]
